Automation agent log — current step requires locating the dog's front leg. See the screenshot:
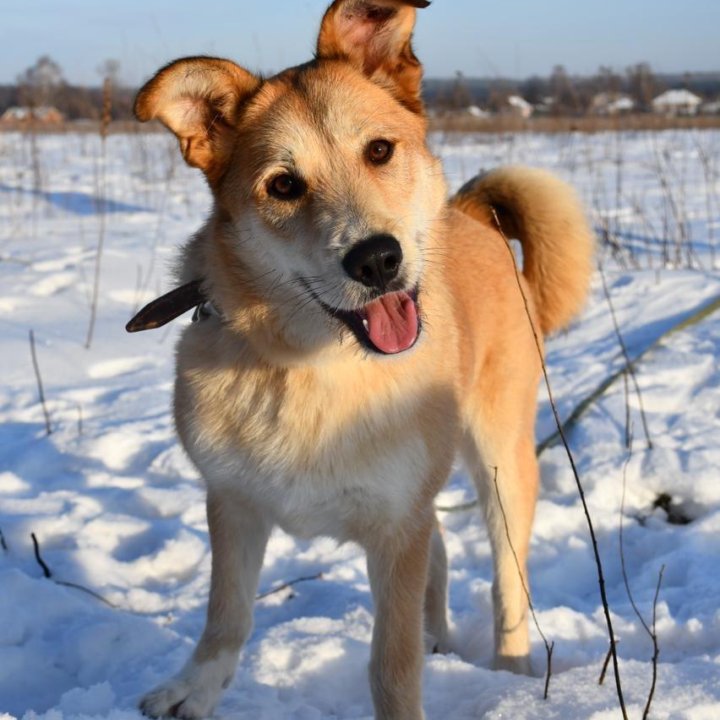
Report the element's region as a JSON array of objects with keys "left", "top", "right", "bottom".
[
  {"left": 366, "top": 512, "right": 434, "bottom": 720},
  {"left": 141, "top": 489, "right": 272, "bottom": 719}
]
